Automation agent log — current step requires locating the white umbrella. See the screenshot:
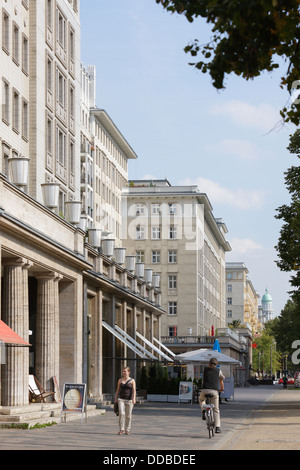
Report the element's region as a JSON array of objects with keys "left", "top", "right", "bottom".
[{"left": 175, "top": 348, "right": 242, "bottom": 366}]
